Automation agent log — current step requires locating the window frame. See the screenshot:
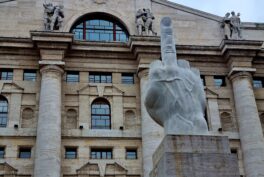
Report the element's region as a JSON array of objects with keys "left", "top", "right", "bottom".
[
  {"left": 0, "top": 146, "right": 5, "bottom": 158},
  {"left": 126, "top": 148, "right": 137, "bottom": 160},
  {"left": 89, "top": 72, "right": 112, "bottom": 83},
  {"left": 90, "top": 148, "right": 113, "bottom": 159},
  {"left": 23, "top": 69, "right": 37, "bottom": 81},
  {"left": 253, "top": 77, "right": 264, "bottom": 88},
  {"left": 122, "top": 73, "right": 134, "bottom": 84},
  {"left": 200, "top": 75, "right": 206, "bottom": 86},
  {"left": 66, "top": 71, "right": 80, "bottom": 83},
  {"left": 18, "top": 147, "right": 31, "bottom": 159},
  {"left": 91, "top": 98, "right": 111, "bottom": 129},
  {"left": 65, "top": 147, "right": 78, "bottom": 159},
  {"left": 0, "top": 69, "right": 13, "bottom": 80},
  {"left": 0, "top": 96, "right": 8, "bottom": 128},
  {"left": 71, "top": 14, "right": 129, "bottom": 42},
  {"left": 213, "top": 76, "right": 226, "bottom": 88}
]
